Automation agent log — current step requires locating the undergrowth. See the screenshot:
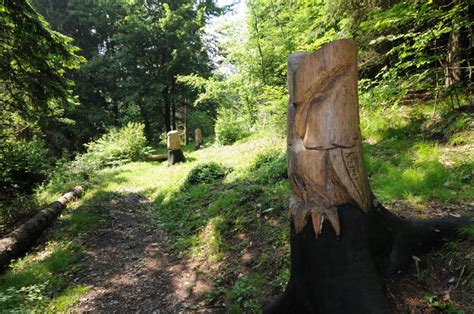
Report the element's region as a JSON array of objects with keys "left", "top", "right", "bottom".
[{"left": 0, "top": 101, "right": 472, "bottom": 312}]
